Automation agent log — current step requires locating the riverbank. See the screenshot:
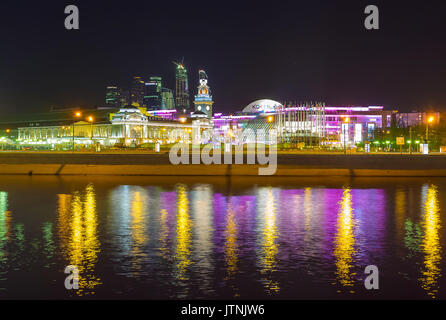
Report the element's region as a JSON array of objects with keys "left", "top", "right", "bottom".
[{"left": 0, "top": 152, "right": 446, "bottom": 176}]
